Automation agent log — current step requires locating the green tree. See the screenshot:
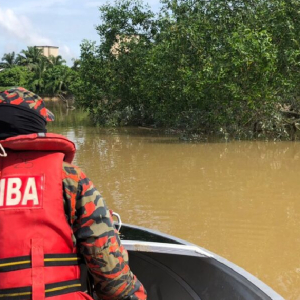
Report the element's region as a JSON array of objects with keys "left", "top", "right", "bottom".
[
  {"left": 77, "top": 0, "right": 158, "bottom": 125},
  {"left": 96, "top": 0, "right": 157, "bottom": 56},
  {"left": 77, "top": 0, "right": 300, "bottom": 138},
  {"left": 71, "top": 58, "right": 81, "bottom": 71},
  {"left": 0, "top": 52, "right": 19, "bottom": 68},
  {"left": 0, "top": 47, "right": 77, "bottom": 99},
  {"left": 47, "top": 55, "right": 66, "bottom": 66},
  {"left": 29, "top": 58, "right": 49, "bottom": 93},
  {"left": 44, "top": 65, "right": 78, "bottom": 95},
  {"left": 0, "top": 66, "right": 33, "bottom": 89},
  {"left": 17, "top": 46, "right": 44, "bottom": 68}
]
